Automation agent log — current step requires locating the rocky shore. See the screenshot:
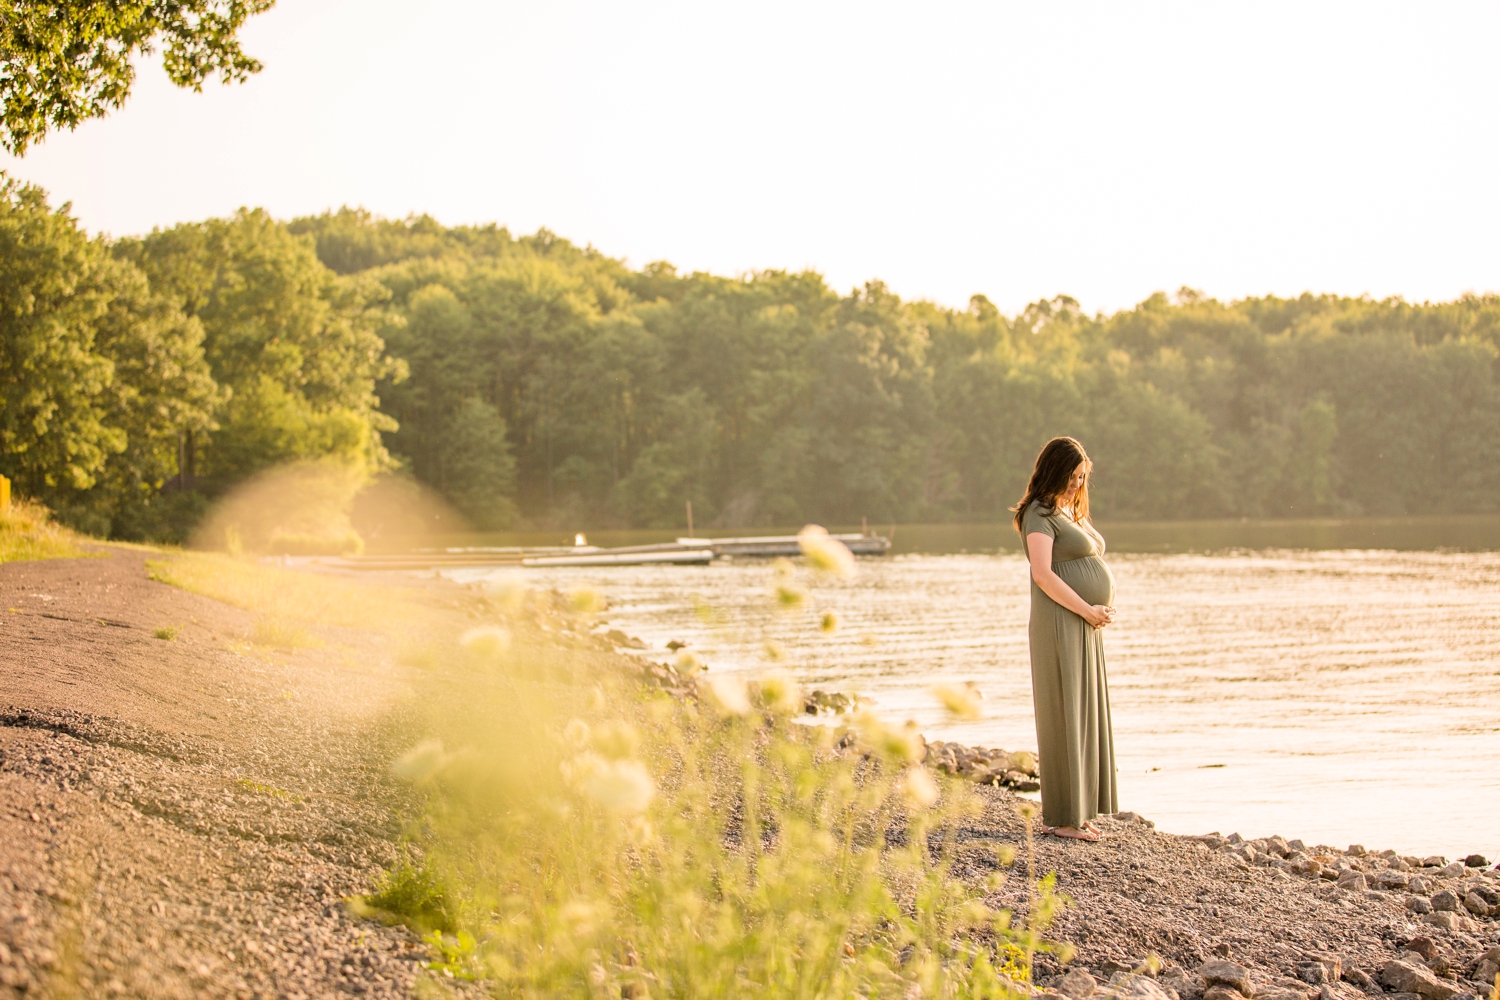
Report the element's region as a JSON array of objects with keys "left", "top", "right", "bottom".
[
  {"left": 965, "top": 797, "right": 1499, "bottom": 1000},
  {"left": 618, "top": 629, "right": 1500, "bottom": 1000},
  {"left": 4, "top": 551, "right": 1497, "bottom": 999}
]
